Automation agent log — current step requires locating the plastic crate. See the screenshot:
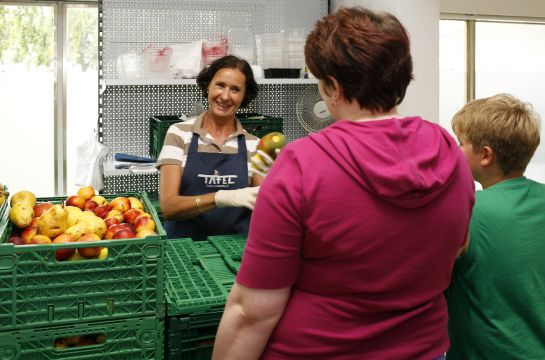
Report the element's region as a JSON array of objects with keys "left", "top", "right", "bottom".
[
  {"left": 208, "top": 234, "right": 247, "bottom": 272},
  {"left": 165, "top": 311, "right": 222, "bottom": 360},
  {"left": 149, "top": 115, "right": 184, "bottom": 159},
  {"left": 0, "top": 192, "right": 166, "bottom": 331},
  {"left": 0, "top": 316, "right": 163, "bottom": 360},
  {"left": 0, "top": 185, "right": 7, "bottom": 224},
  {"left": 237, "top": 113, "right": 283, "bottom": 138},
  {"left": 165, "top": 239, "right": 230, "bottom": 317}
]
